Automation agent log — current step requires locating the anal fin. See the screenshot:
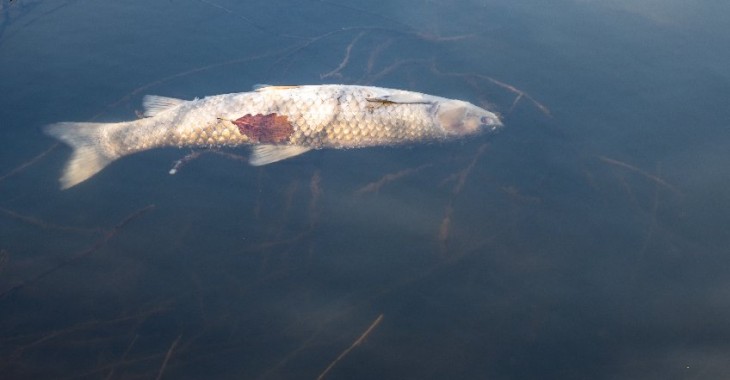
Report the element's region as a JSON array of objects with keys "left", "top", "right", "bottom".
[{"left": 249, "top": 145, "right": 311, "bottom": 166}]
